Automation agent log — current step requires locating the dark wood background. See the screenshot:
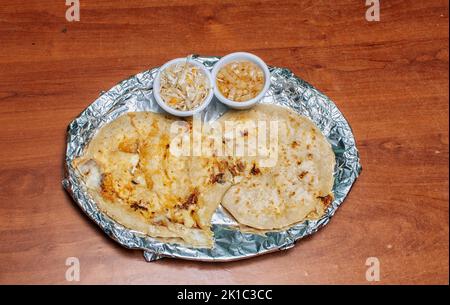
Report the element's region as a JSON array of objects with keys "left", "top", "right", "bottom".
[{"left": 0, "top": 0, "right": 448, "bottom": 284}]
